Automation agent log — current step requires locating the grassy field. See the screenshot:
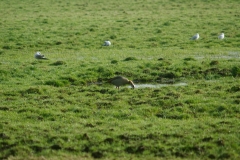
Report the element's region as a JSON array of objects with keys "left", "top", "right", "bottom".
[{"left": 1, "top": 0, "right": 240, "bottom": 159}]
